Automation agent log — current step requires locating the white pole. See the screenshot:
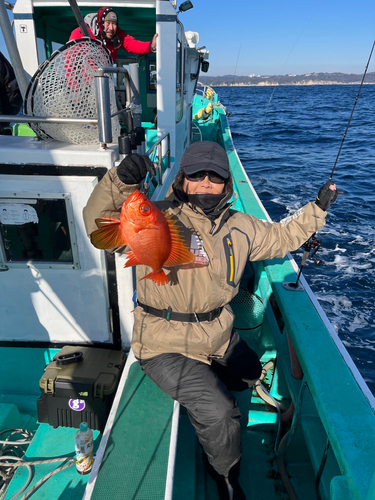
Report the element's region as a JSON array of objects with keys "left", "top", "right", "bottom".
[{"left": 0, "top": 1, "right": 29, "bottom": 99}]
